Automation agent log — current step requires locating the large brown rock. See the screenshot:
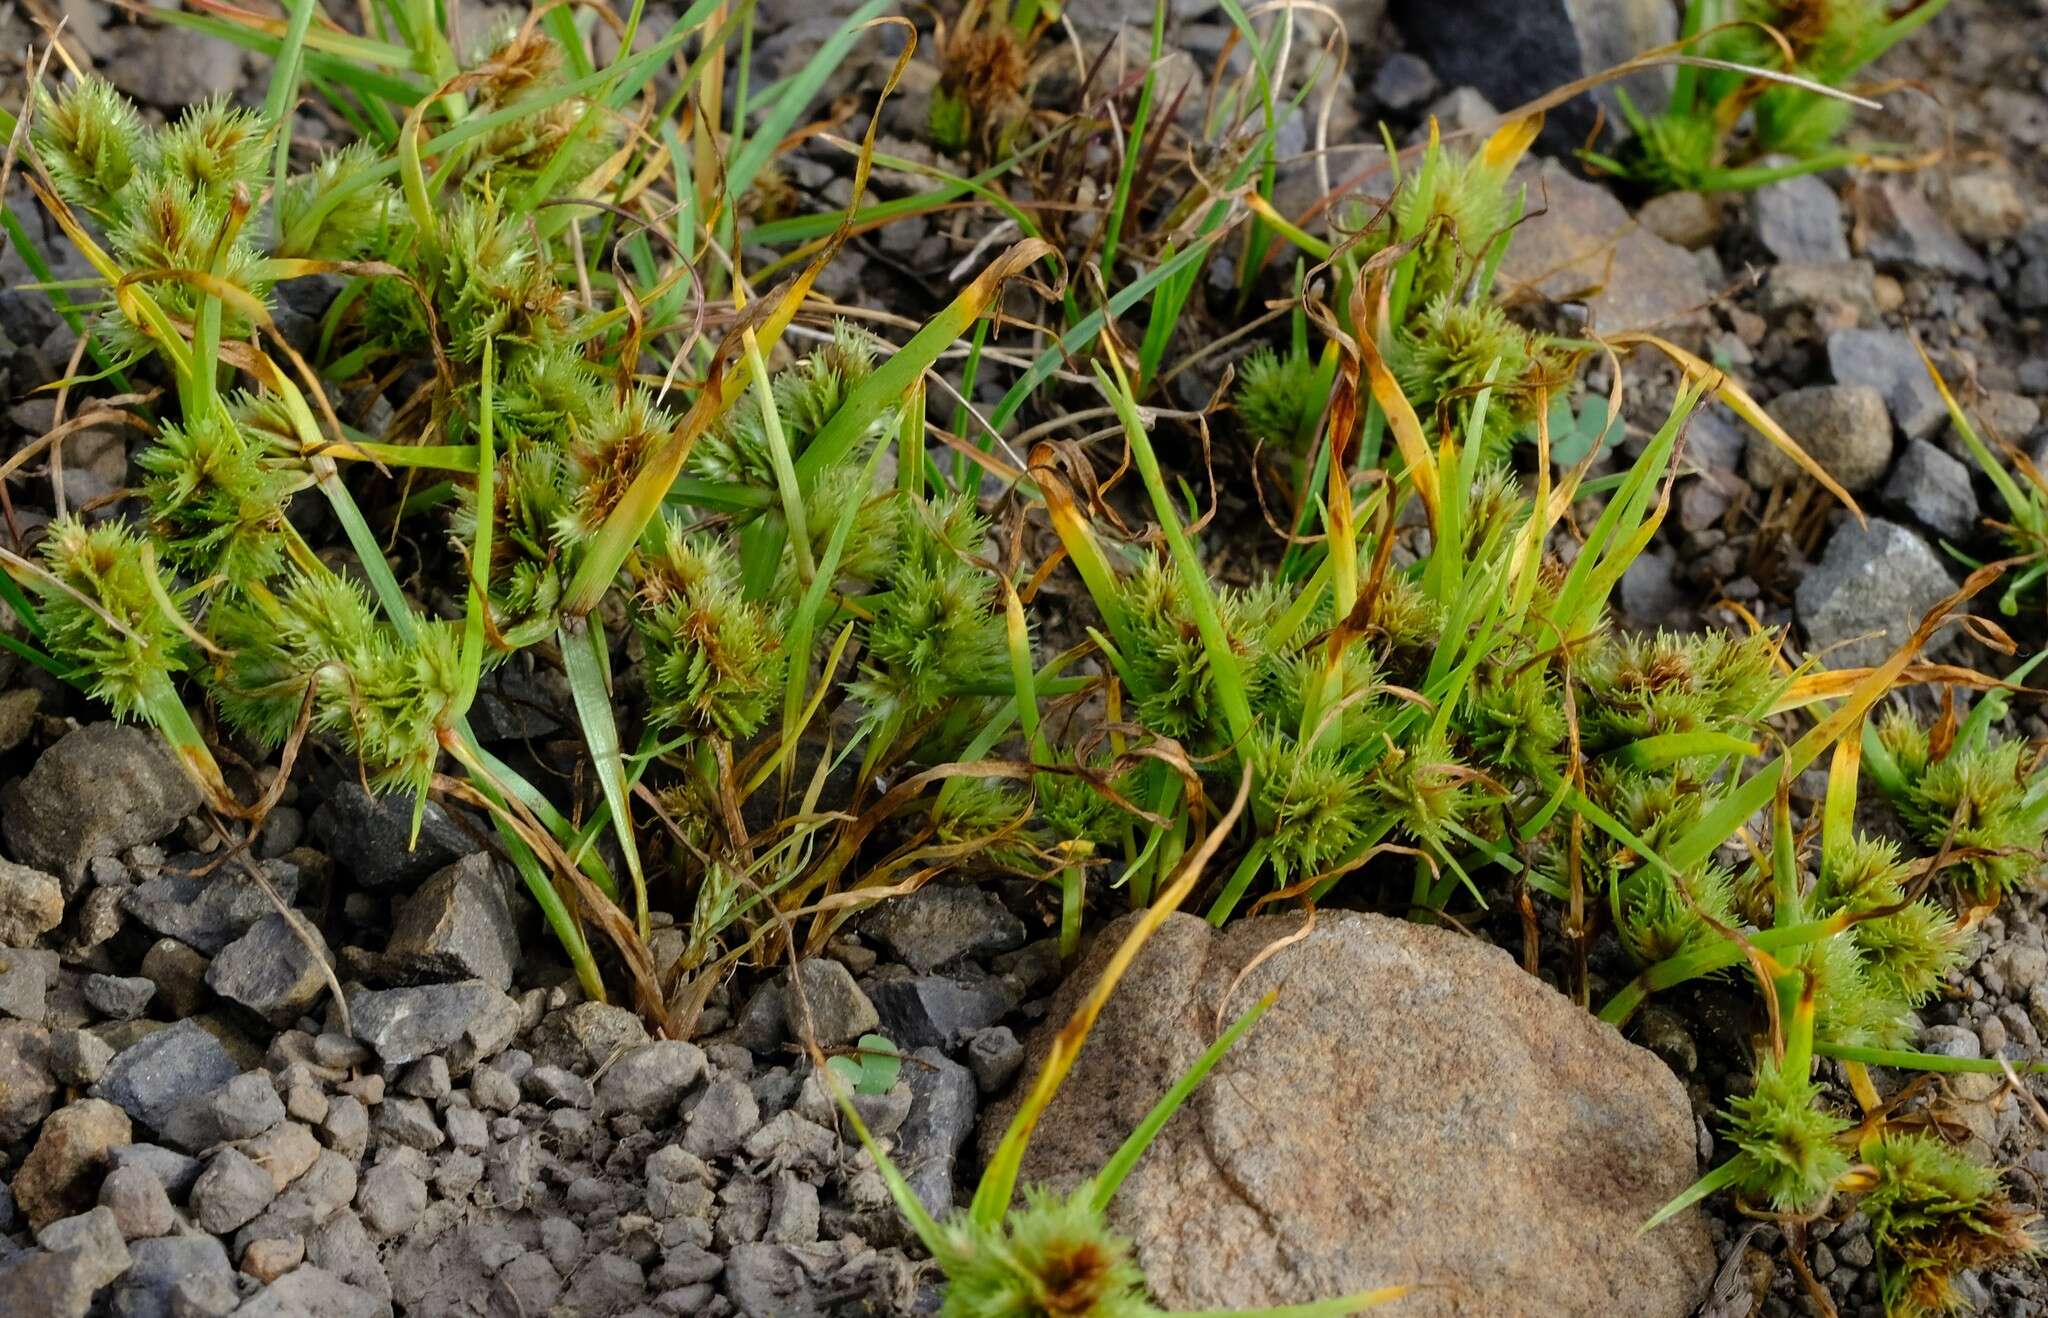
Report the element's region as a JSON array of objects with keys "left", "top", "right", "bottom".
[
  {"left": 984, "top": 911, "right": 1713, "bottom": 1317},
  {"left": 1501, "top": 159, "right": 1710, "bottom": 338},
  {"left": 15, "top": 1098, "right": 133, "bottom": 1229}
]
